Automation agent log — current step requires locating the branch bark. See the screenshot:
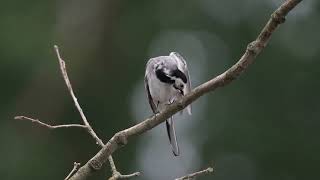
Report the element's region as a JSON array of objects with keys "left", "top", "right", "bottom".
[
  {"left": 175, "top": 167, "right": 214, "bottom": 180},
  {"left": 68, "top": 0, "right": 302, "bottom": 179},
  {"left": 65, "top": 162, "right": 81, "bottom": 180}
]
